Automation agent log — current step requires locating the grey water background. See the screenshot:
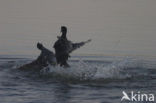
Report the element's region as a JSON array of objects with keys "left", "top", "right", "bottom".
[{"left": 0, "top": 0, "right": 156, "bottom": 103}]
